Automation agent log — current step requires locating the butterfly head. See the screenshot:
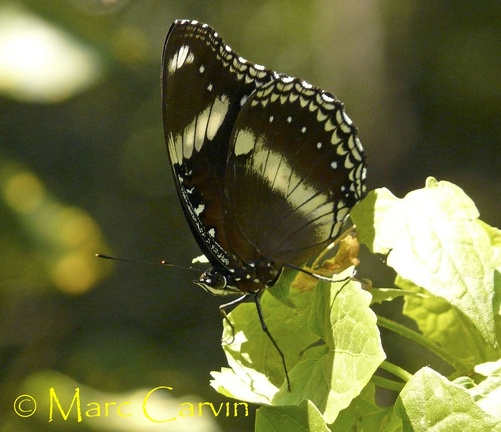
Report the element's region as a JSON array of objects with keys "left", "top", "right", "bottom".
[
  {"left": 194, "top": 268, "right": 241, "bottom": 295},
  {"left": 195, "top": 261, "right": 282, "bottom": 295}
]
